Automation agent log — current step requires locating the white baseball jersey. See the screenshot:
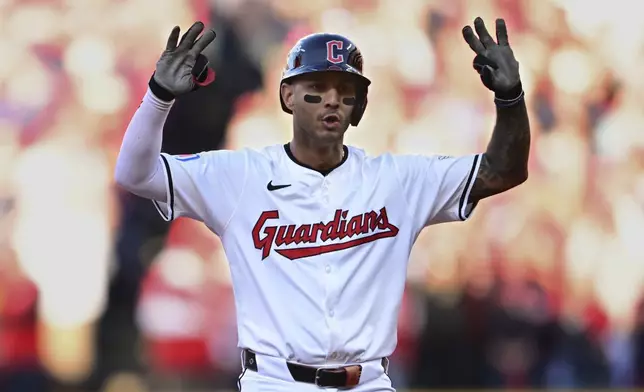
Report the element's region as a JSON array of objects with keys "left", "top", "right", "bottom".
[{"left": 152, "top": 143, "right": 482, "bottom": 365}]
